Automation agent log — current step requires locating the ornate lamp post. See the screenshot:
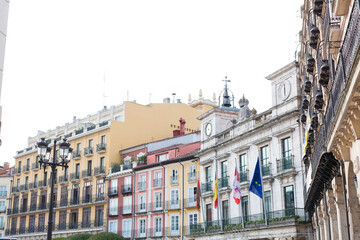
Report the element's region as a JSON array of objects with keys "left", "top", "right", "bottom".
[{"left": 37, "top": 138, "right": 72, "bottom": 240}]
